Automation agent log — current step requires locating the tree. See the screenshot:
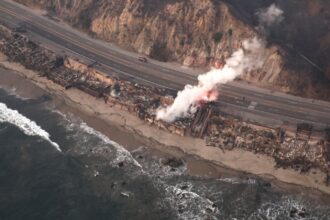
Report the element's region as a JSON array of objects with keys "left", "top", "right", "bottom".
[{"left": 213, "top": 32, "right": 223, "bottom": 43}]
